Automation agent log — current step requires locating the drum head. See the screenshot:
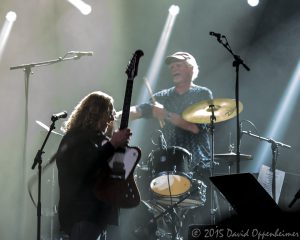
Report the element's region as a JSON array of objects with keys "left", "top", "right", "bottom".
[{"left": 150, "top": 174, "right": 191, "bottom": 197}]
